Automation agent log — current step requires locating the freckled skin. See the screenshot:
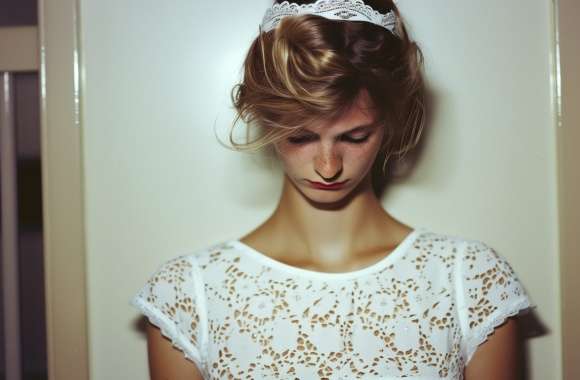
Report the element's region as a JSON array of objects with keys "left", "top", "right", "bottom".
[{"left": 273, "top": 91, "right": 385, "bottom": 204}]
